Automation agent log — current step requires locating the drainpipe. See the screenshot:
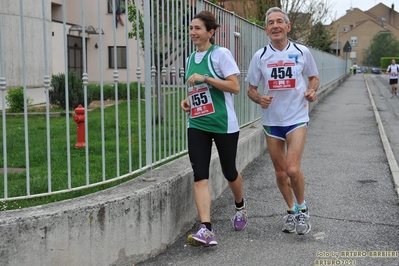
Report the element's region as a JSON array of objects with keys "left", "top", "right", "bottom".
[{"left": 391, "top": 4, "right": 394, "bottom": 26}]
